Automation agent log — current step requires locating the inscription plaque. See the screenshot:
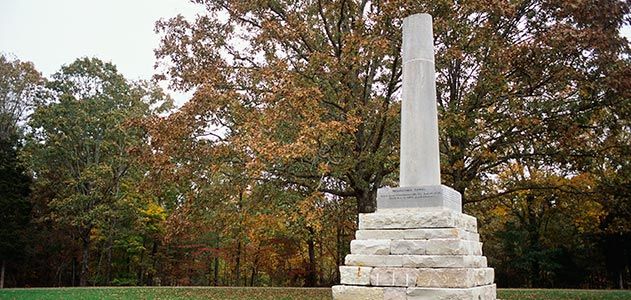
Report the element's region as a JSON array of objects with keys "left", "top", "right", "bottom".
[{"left": 376, "top": 185, "right": 462, "bottom": 213}]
